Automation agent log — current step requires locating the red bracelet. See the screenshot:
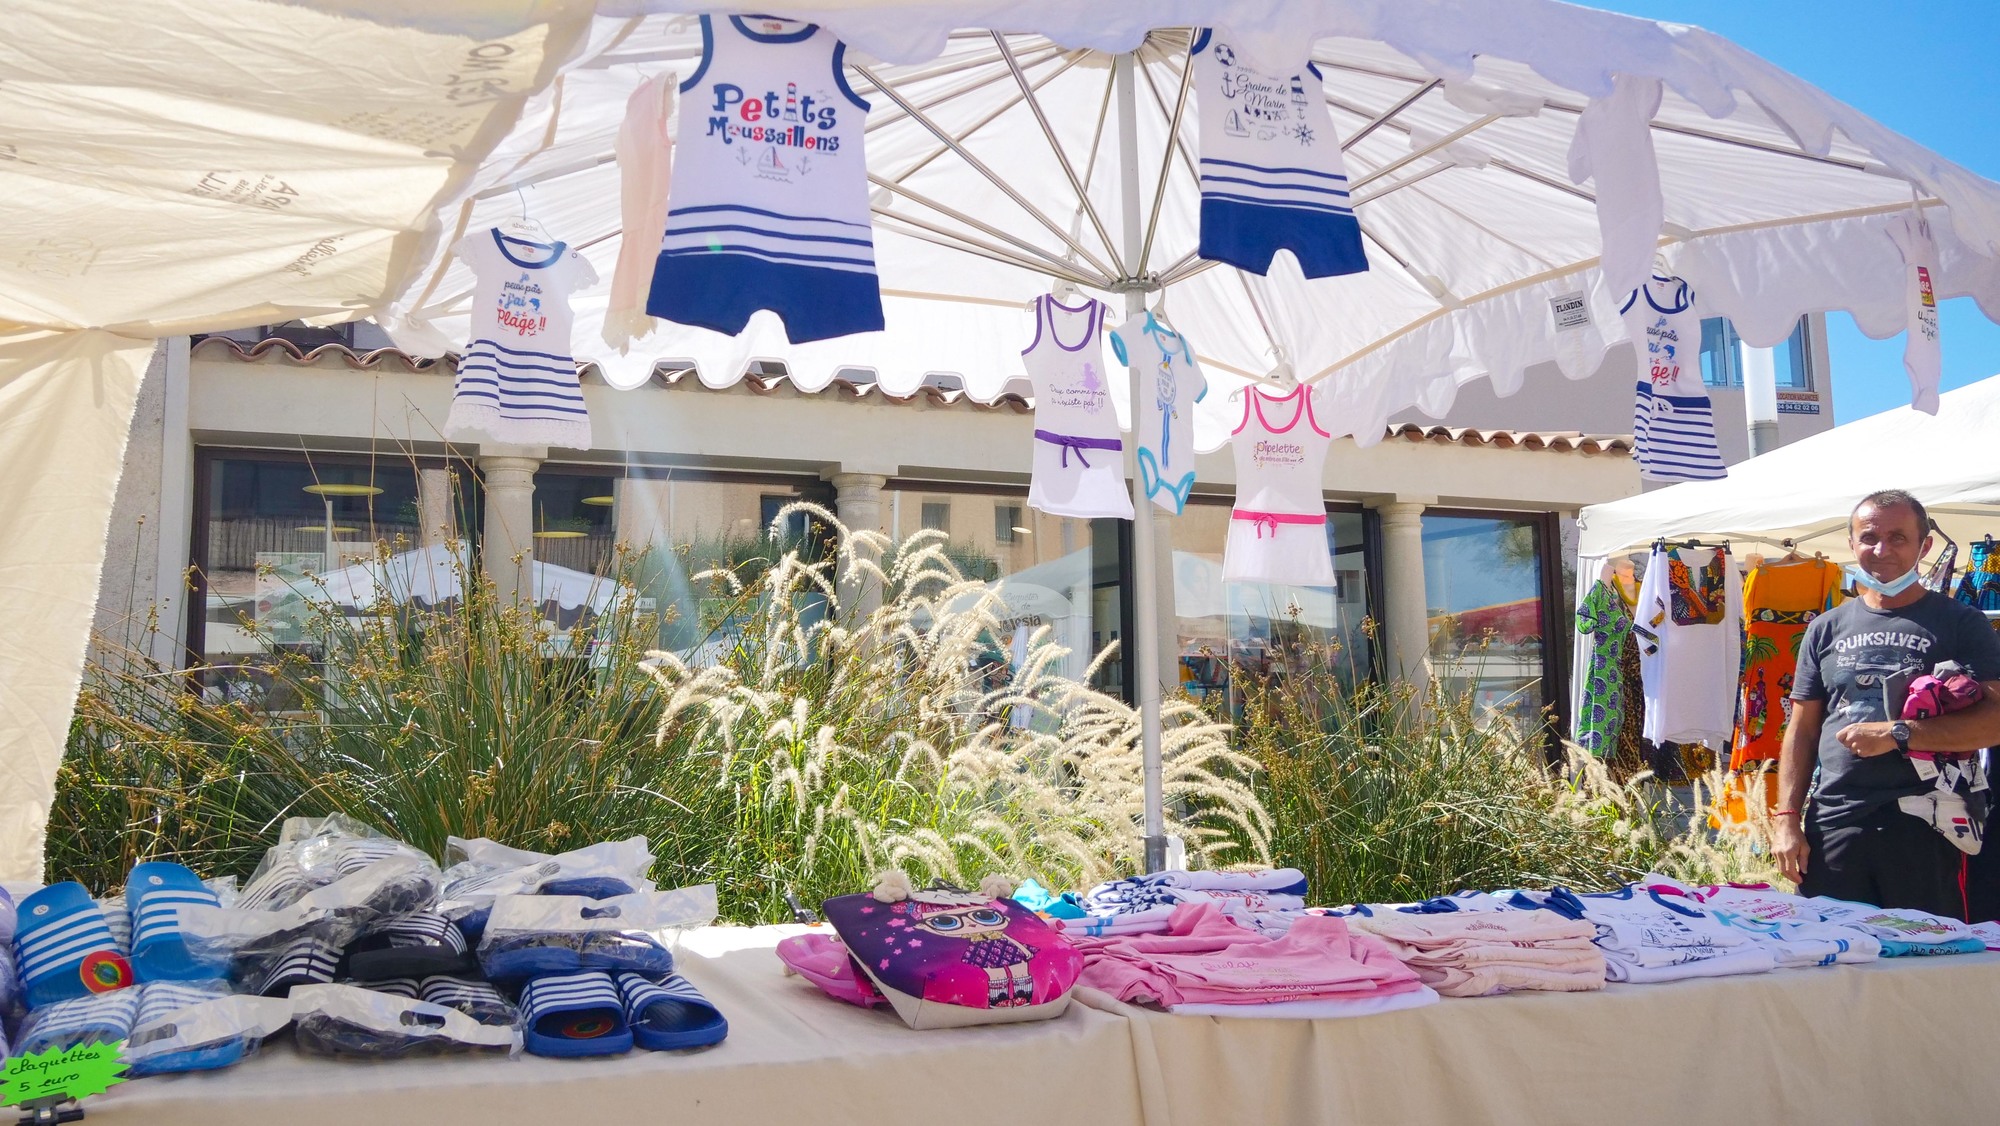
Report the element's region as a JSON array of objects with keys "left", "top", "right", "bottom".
[{"left": 1772, "top": 808, "right": 1801, "bottom": 817}]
